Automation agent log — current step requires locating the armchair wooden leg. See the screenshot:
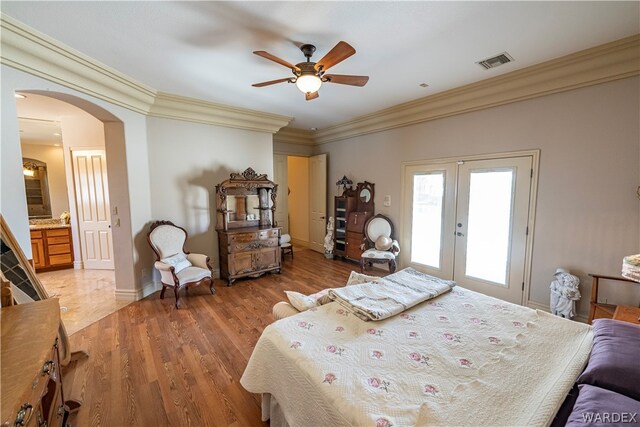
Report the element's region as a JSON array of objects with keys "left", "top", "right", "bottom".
[
  {"left": 160, "top": 285, "right": 167, "bottom": 299},
  {"left": 360, "top": 258, "right": 366, "bottom": 273},
  {"left": 389, "top": 259, "right": 397, "bottom": 273},
  {"left": 209, "top": 278, "right": 216, "bottom": 295},
  {"left": 174, "top": 286, "right": 181, "bottom": 309}
]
